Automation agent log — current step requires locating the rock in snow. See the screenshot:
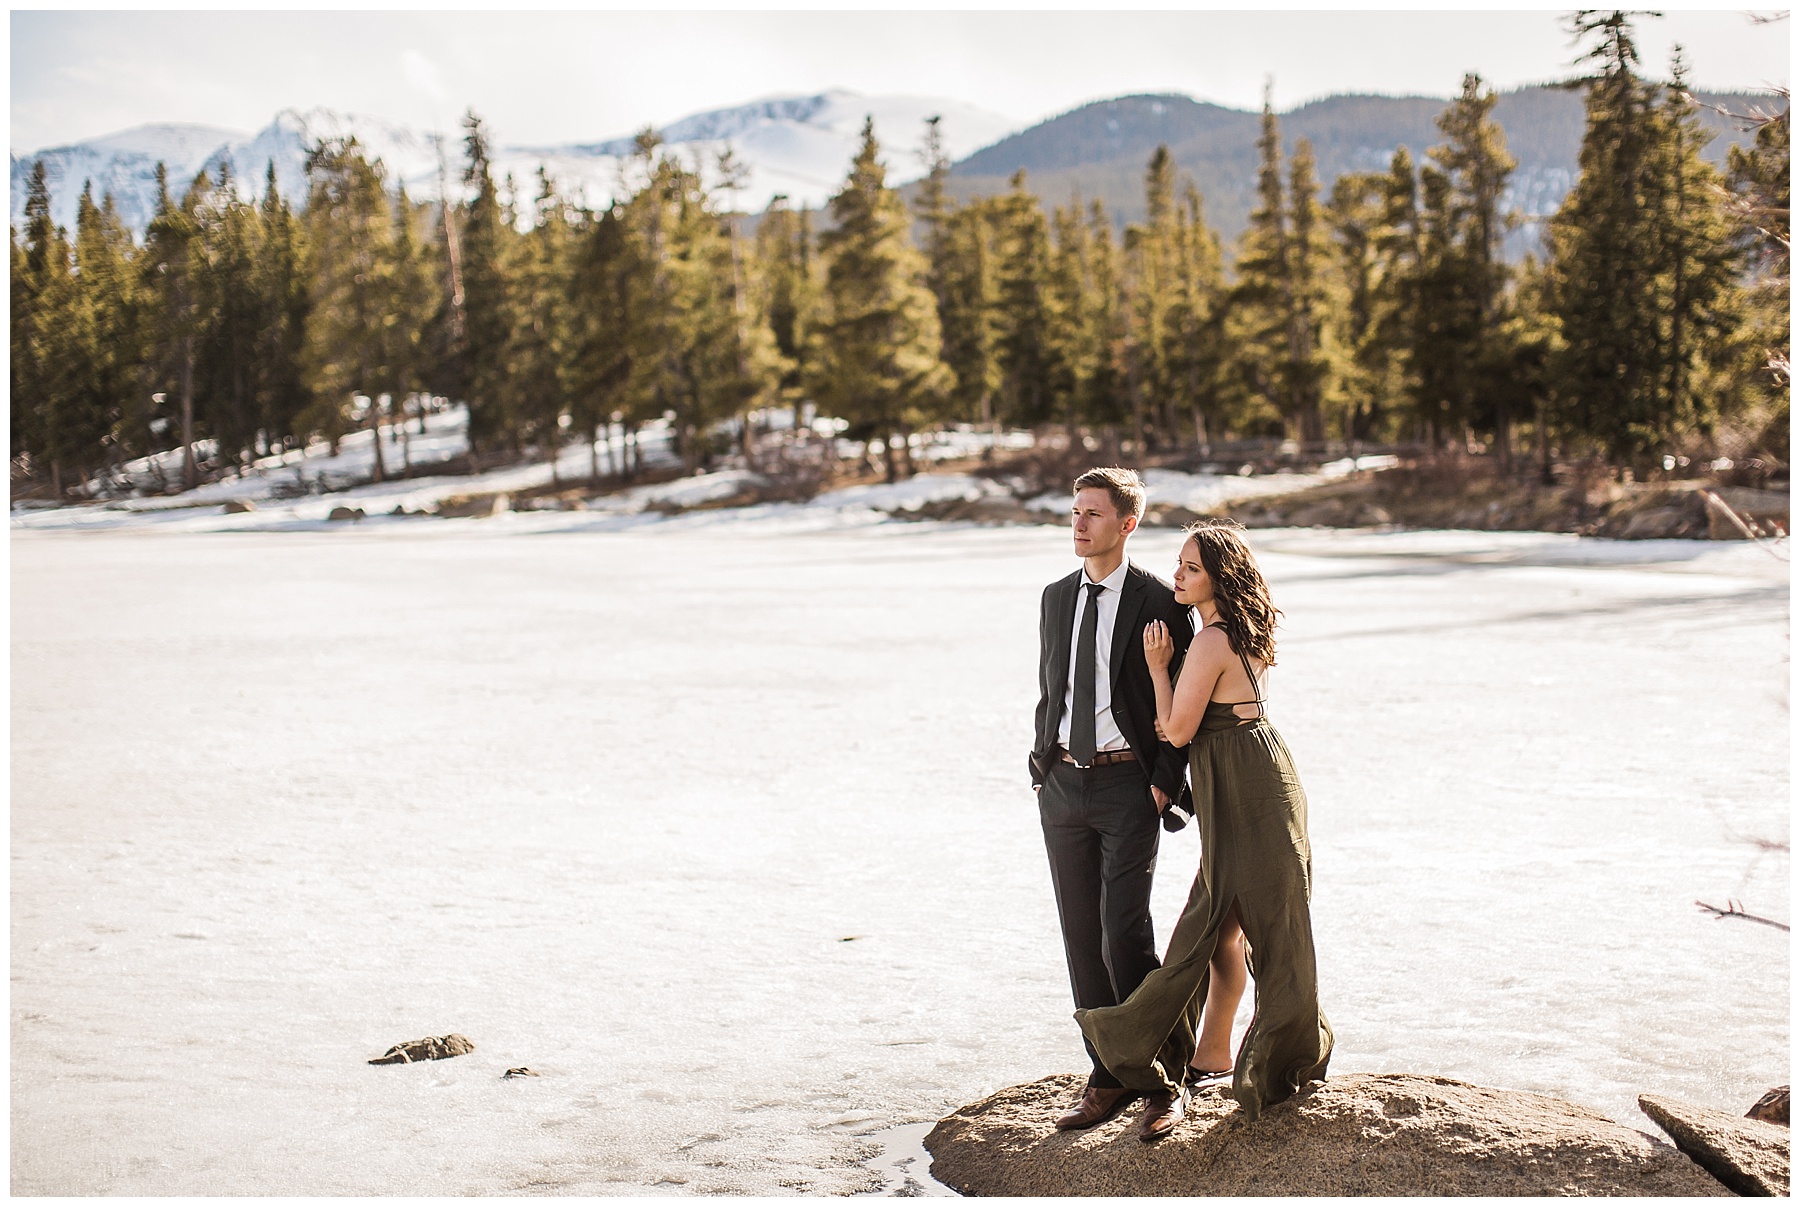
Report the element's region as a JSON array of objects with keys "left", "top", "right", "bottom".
[
  {"left": 434, "top": 493, "right": 510, "bottom": 519},
  {"left": 925, "top": 1073, "right": 1728, "bottom": 1197},
  {"left": 1639, "top": 1093, "right": 1790, "bottom": 1197},
  {"left": 368, "top": 1034, "right": 475, "bottom": 1065},
  {"left": 1746, "top": 1086, "right": 1790, "bottom": 1127}
]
